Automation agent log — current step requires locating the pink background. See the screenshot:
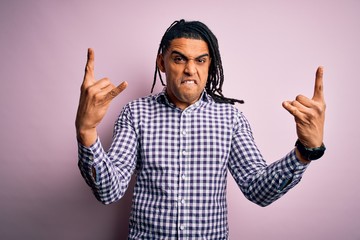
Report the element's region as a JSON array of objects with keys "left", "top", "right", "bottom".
[{"left": 1, "top": 0, "right": 359, "bottom": 239}]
